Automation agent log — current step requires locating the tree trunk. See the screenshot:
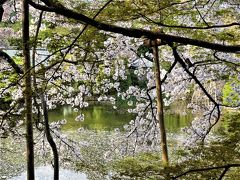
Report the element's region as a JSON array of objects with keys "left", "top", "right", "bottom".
[
  {"left": 41, "top": 93, "right": 59, "bottom": 180},
  {"left": 152, "top": 43, "right": 169, "bottom": 166},
  {"left": 22, "top": 0, "right": 35, "bottom": 179},
  {"left": 31, "top": 10, "right": 59, "bottom": 179}
]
